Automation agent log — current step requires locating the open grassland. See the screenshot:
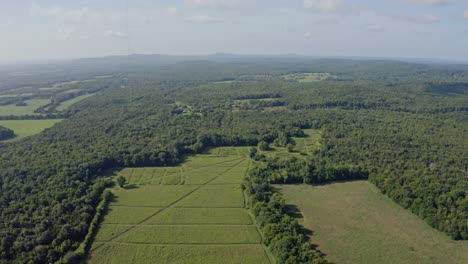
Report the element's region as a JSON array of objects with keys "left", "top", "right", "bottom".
[
  {"left": 0, "top": 99, "right": 50, "bottom": 116},
  {"left": 281, "top": 72, "right": 336, "bottom": 82},
  {"left": 90, "top": 244, "right": 270, "bottom": 264},
  {"left": 149, "top": 208, "right": 252, "bottom": 225},
  {"left": 260, "top": 129, "right": 321, "bottom": 159},
  {"left": 56, "top": 93, "right": 95, "bottom": 110},
  {"left": 119, "top": 225, "right": 261, "bottom": 244},
  {"left": 89, "top": 147, "right": 272, "bottom": 264},
  {"left": 276, "top": 182, "right": 468, "bottom": 264},
  {"left": 292, "top": 129, "right": 321, "bottom": 153},
  {"left": 0, "top": 119, "right": 62, "bottom": 141}
]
